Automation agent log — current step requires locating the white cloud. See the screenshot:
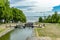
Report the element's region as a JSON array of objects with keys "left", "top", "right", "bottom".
[{"left": 10, "top": 0, "right": 60, "bottom": 16}]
